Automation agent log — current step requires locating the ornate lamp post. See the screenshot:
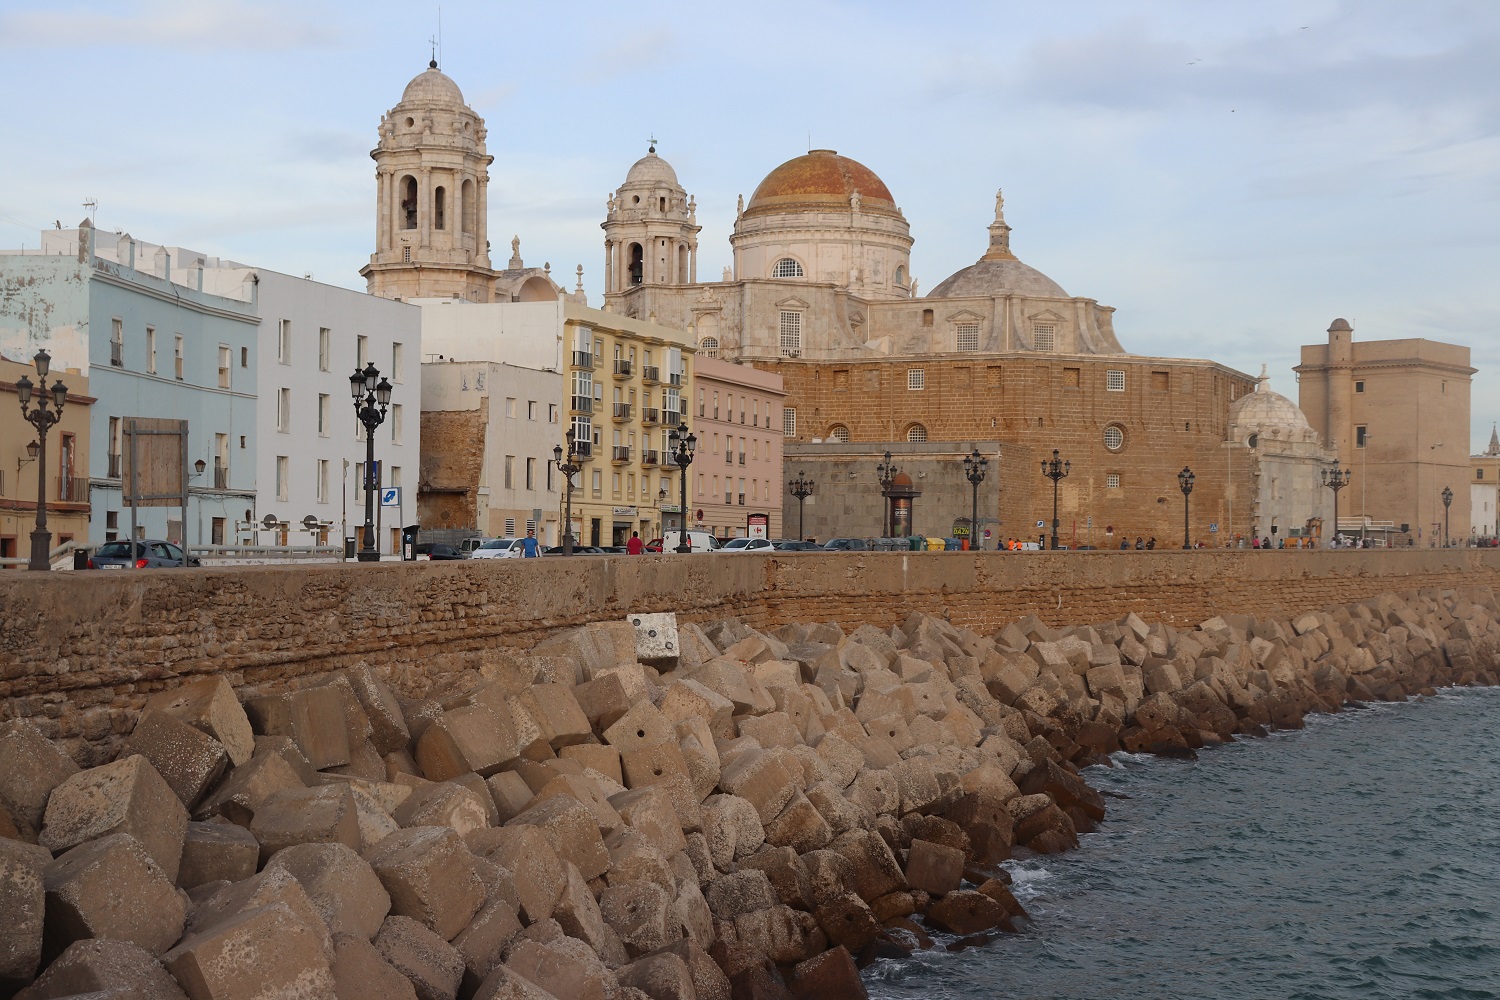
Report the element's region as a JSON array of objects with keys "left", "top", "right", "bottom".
[
  {"left": 1040, "top": 449, "right": 1070, "bottom": 550},
  {"left": 963, "top": 448, "right": 988, "bottom": 550},
  {"left": 1320, "top": 461, "right": 1350, "bottom": 546},
  {"left": 788, "top": 471, "right": 814, "bottom": 540},
  {"left": 553, "top": 436, "right": 584, "bottom": 555},
  {"left": 1177, "top": 466, "right": 1195, "bottom": 550},
  {"left": 14, "top": 349, "right": 68, "bottom": 571},
  {"left": 1441, "top": 485, "right": 1453, "bottom": 548},
  {"left": 875, "top": 451, "right": 899, "bottom": 537},
  {"left": 668, "top": 422, "right": 697, "bottom": 553},
  {"left": 349, "top": 362, "right": 392, "bottom": 562}
]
